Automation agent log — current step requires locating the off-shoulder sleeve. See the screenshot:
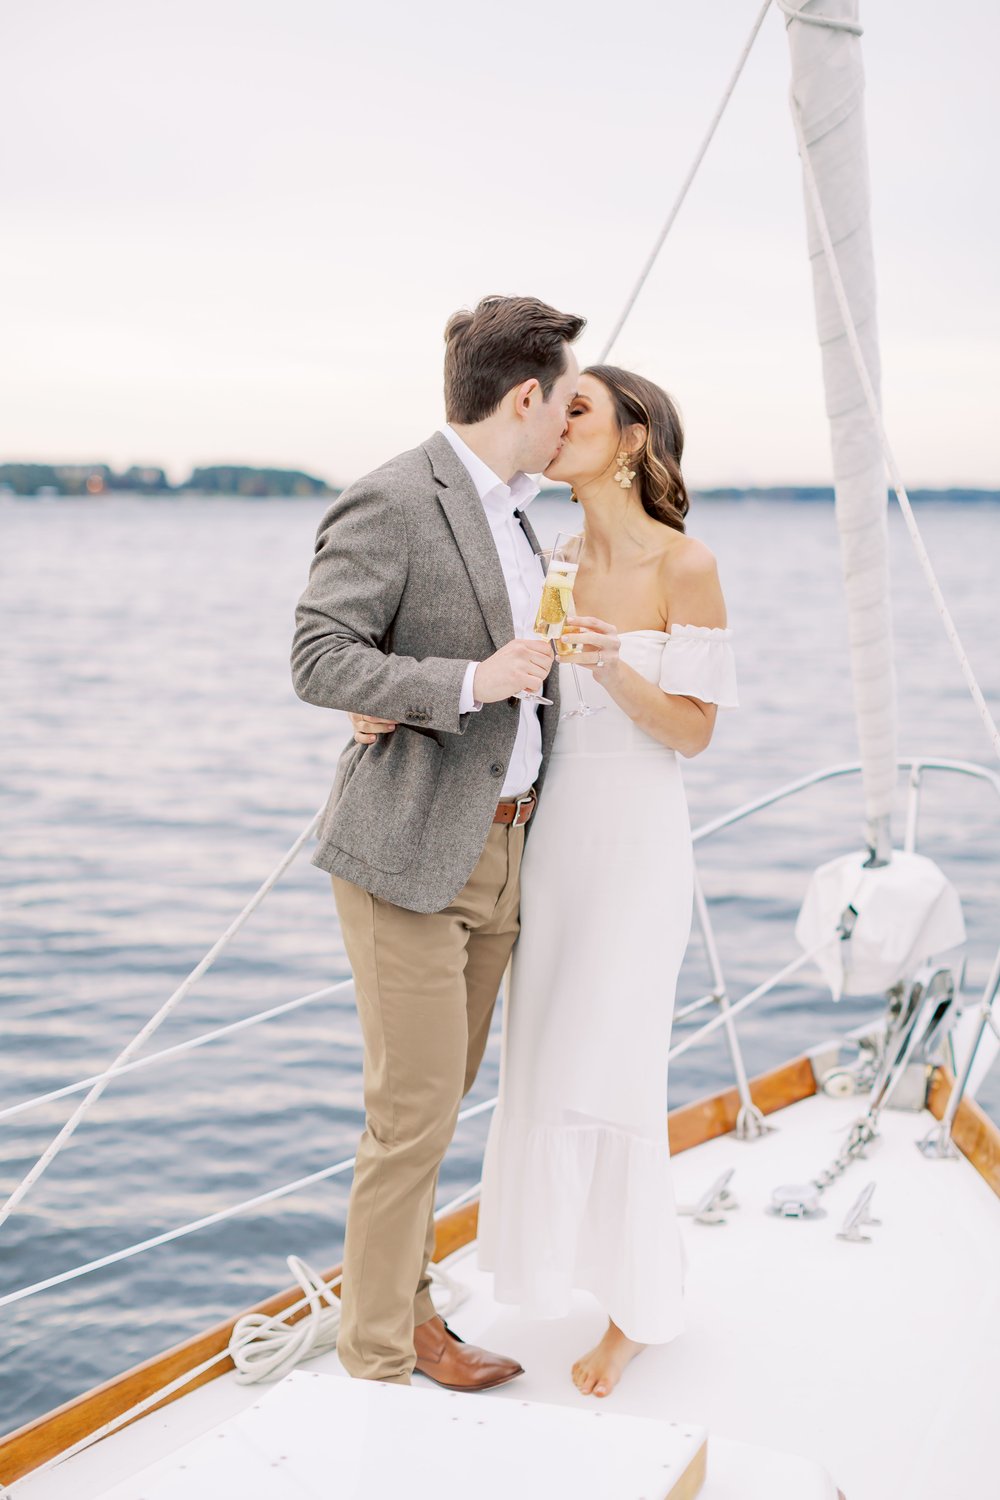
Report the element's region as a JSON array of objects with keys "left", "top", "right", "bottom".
[{"left": 657, "top": 623, "right": 739, "bottom": 707}]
